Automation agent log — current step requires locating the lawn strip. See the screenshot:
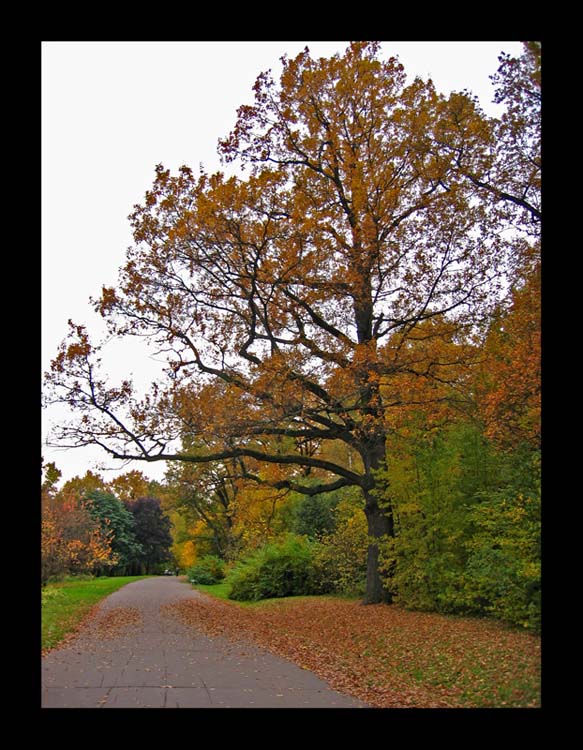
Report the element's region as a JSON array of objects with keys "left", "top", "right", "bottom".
[{"left": 41, "top": 575, "right": 152, "bottom": 653}]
